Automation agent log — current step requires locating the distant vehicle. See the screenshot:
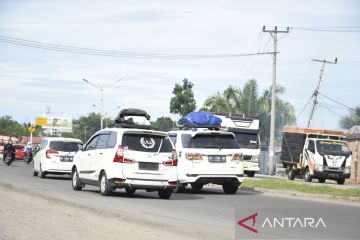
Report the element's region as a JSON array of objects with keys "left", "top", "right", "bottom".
[
  {"left": 281, "top": 126, "right": 352, "bottom": 184},
  {"left": 33, "top": 137, "right": 83, "bottom": 178},
  {"left": 14, "top": 144, "right": 26, "bottom": 160},
  {"left": 71, "top": 109, "right": 177, "bottom": 199},
  {"left": 215, "top": 113, "right": 260, "bottom": 177},
  {"left": 168, "top": 112, "right": 245, "bottom": 194}
]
